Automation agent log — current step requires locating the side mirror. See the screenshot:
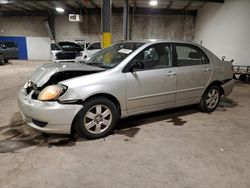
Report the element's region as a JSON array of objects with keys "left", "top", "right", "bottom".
[
  {"left": 129, "top": 61, "right": 144, "bottom": 72},
  {"left": 221, "top": 56, "right": 226, "bottom": 61}
]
